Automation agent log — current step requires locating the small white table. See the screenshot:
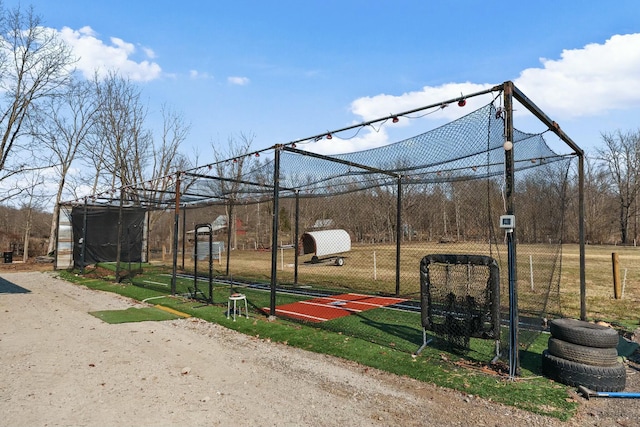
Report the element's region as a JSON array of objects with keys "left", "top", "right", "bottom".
[{"left": 227, "top": 293, "right": 248, "bottom": 321}]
